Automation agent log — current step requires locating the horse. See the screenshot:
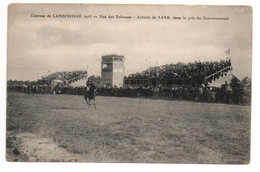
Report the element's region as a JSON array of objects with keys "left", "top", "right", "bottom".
[{"left": 84, "top": 82, "right": 97, "bottom": 109}]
